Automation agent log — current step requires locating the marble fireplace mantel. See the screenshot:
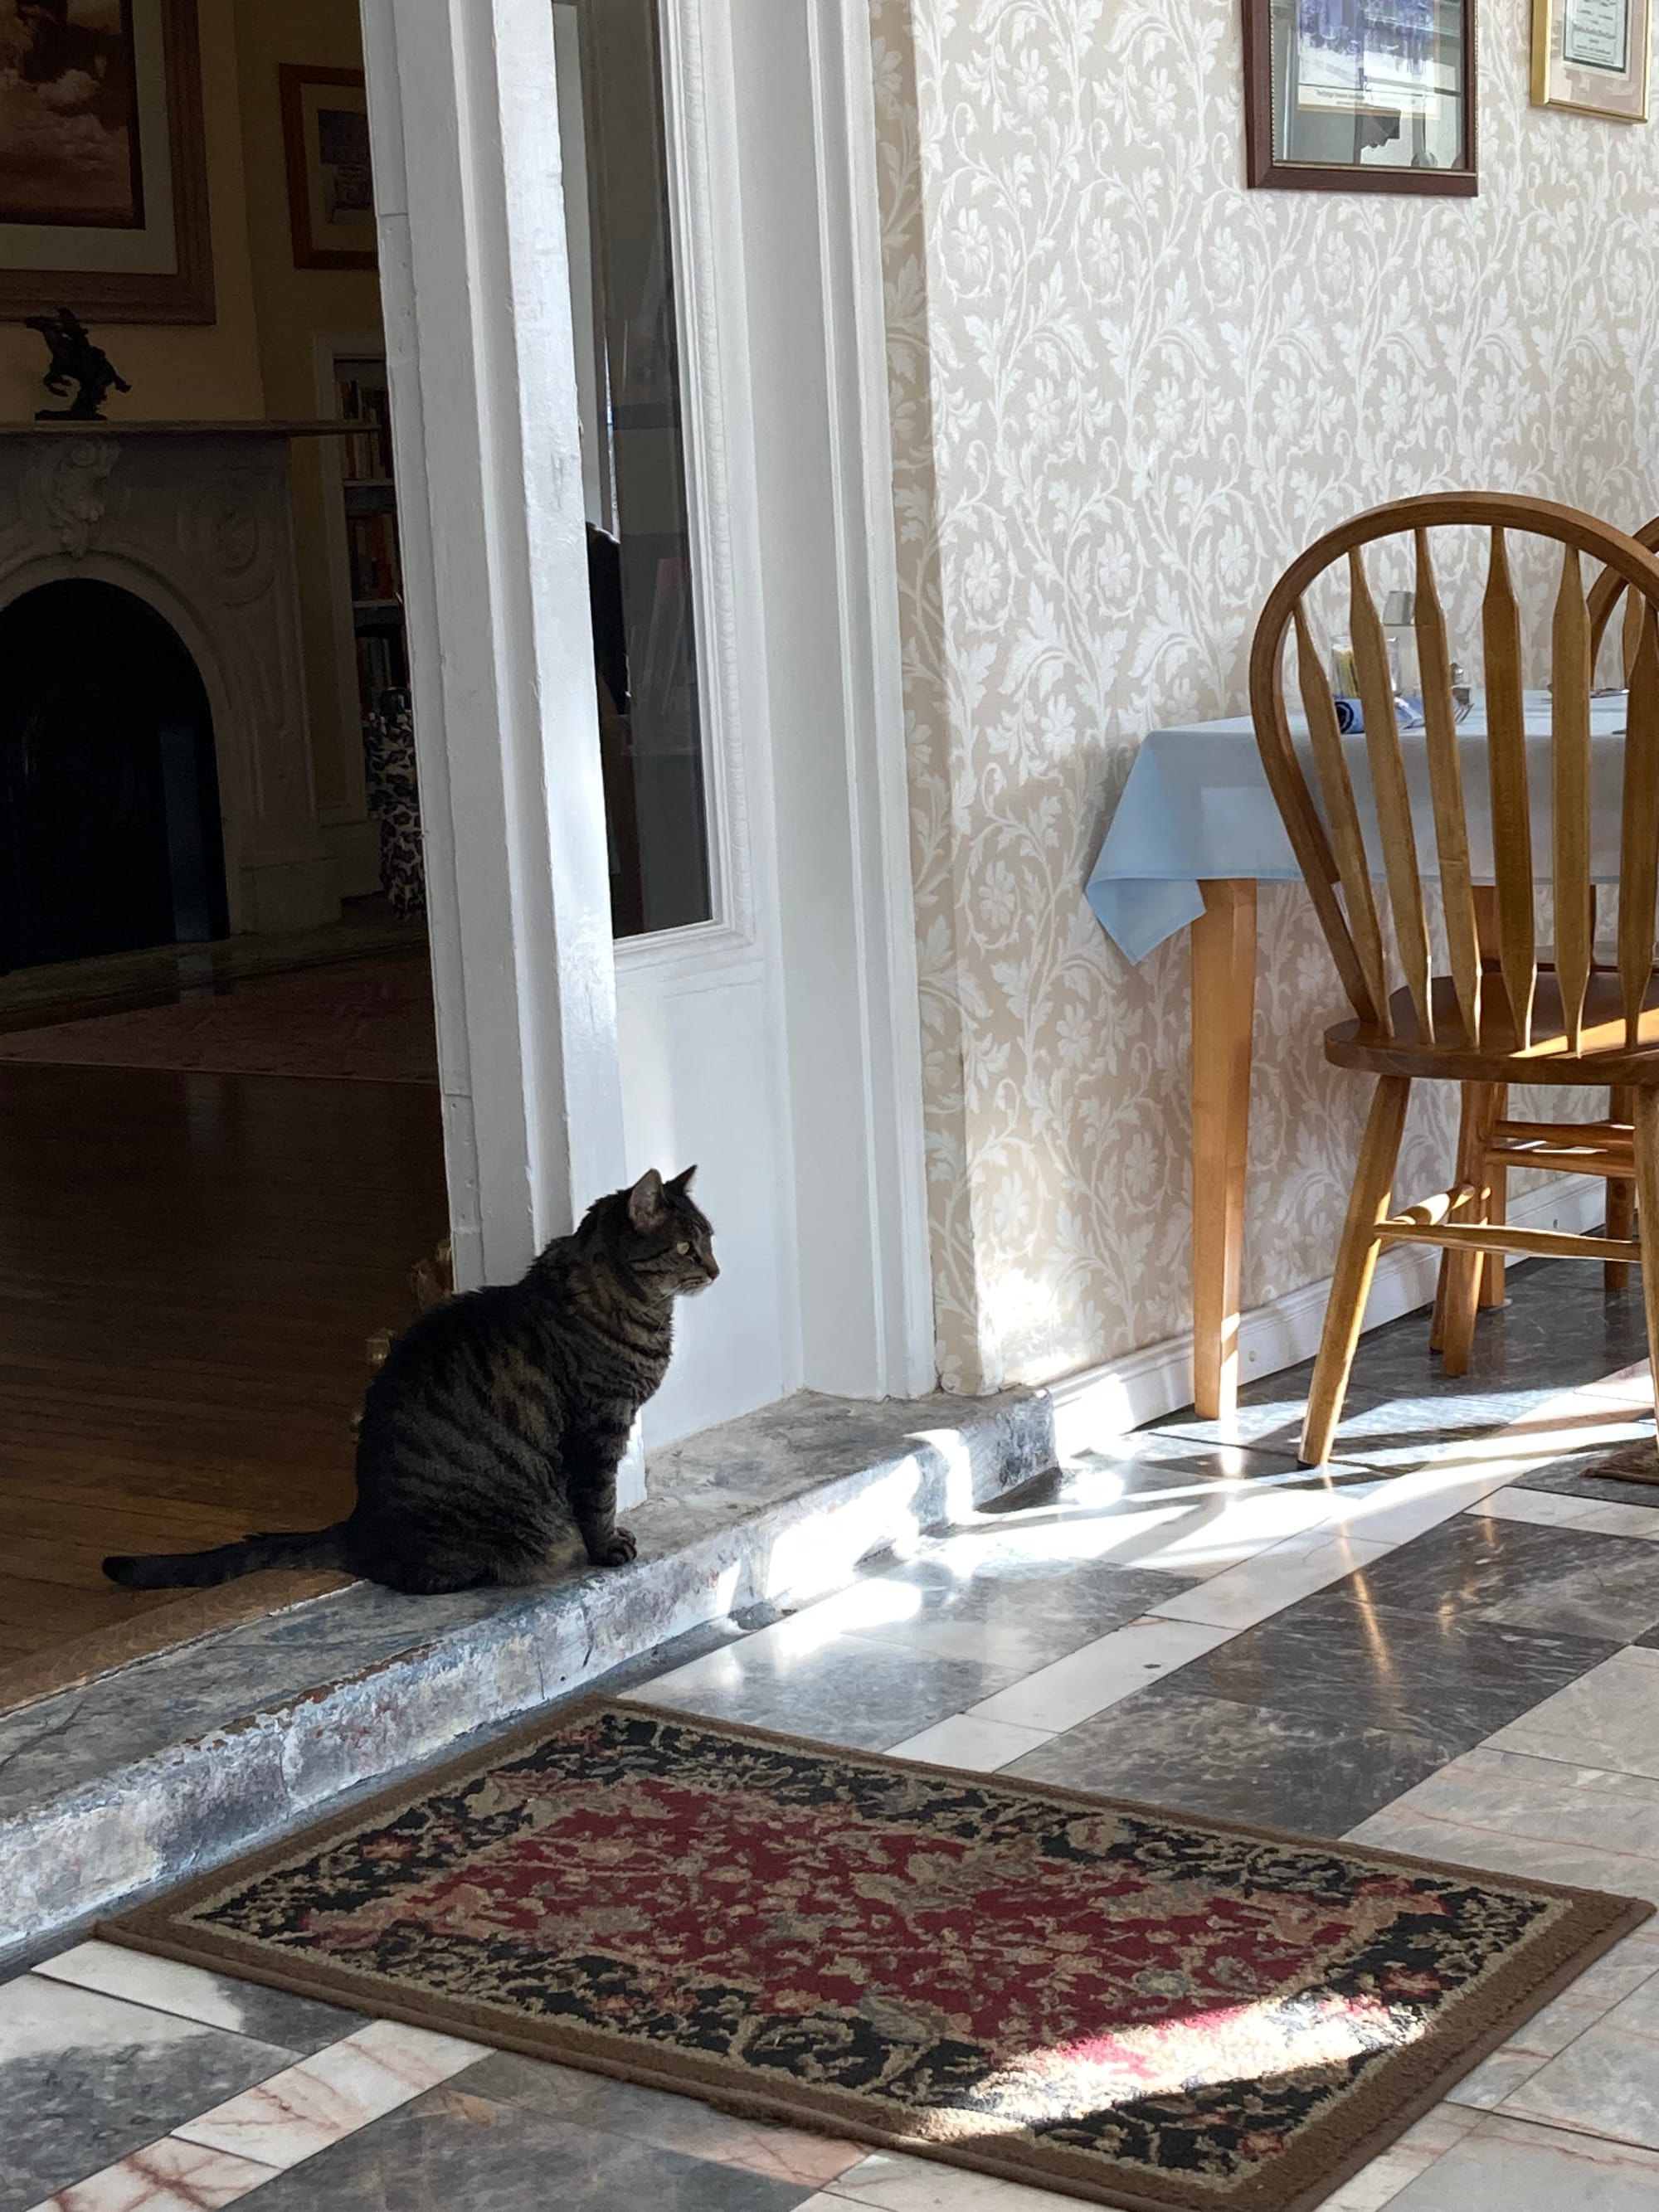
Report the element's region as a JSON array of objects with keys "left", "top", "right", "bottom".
[{"left": 0, "top": 421, "right": 353, "bottom": 936}]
